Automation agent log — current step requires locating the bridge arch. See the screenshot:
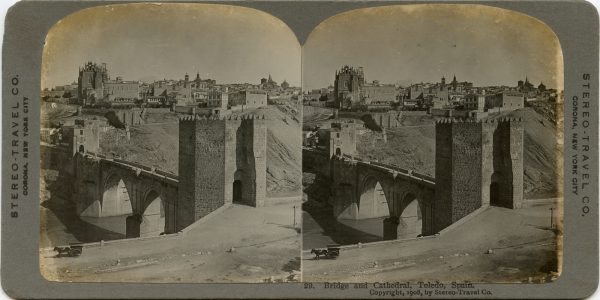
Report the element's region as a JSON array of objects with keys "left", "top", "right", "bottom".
[
  {"left": 358, "top": 175, "right": 391, "bottom": 219},
  {"left": 139, "top": 189, "right": 166, "bottom": 237},
  {"left": 383, "top": 180, "right": 433, "bottom": 240},
  {"left": 101, "top": 172, "right": 134, "bottom": 217},
  {"left": 397, "top": 192, "right": 422, "bottom": 239}
]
